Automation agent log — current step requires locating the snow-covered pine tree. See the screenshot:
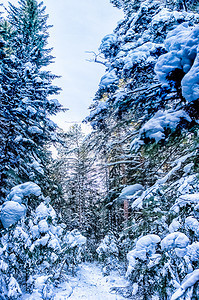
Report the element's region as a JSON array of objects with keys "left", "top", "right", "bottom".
[
  {"left": 0, "top": 0, "right": 62, "bottom": 203},
  {"left": 86, "top": 0, "right": 199, "bottom": 298},
  {"left": 0, "top": 1, "right": 89, "bottom": 299},
  {"left": 0, "top": 182, "right": 87, "bottom": 298},
  {"left": 53, "top": 125, "right": 103, "bottom": 247},
  {"left": 110, "top": 0, "right": 142, "bottom": 15}
]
